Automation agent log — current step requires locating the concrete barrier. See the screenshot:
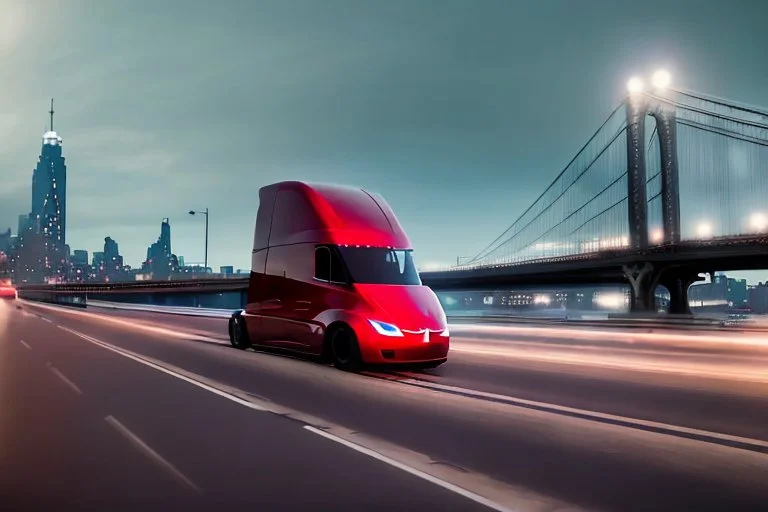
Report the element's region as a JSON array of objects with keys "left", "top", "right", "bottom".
[{"left": 87, "top": 300, "right": 236, "bottom": 318}]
